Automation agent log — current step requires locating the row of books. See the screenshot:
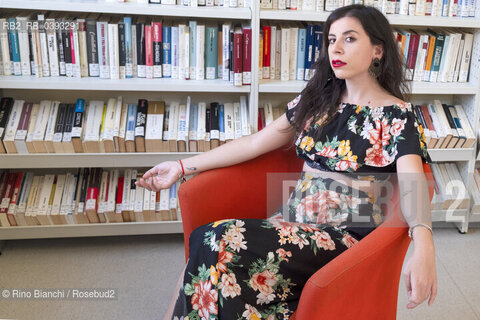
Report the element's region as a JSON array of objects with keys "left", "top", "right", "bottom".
[
  {"left": 0, "top": 14, "right": 252, "bottom": 86},
  {"left": 0, "top": 169, "right": 183, "bottom": 227},
  {"left": 127, "top": 0, "right": 251, "bottom": 7},
  {"left": 0, "top": 96, "right": 253, "bottom": 154},
  {"left": 0, "top": 161, "right": 470, "bottom": 228},
  {"left": 258, "top": 24, "right": 474, "bottom": 83},
  {"left": 414, "top": 100, "right": 475, "bottom": 149},
  {"left": 259, "top": 23, "right": 323, "bottom": 81},
  {"left": 260, "top": 0, "right": 477, "bottom": 17},
  {"left": 394, "top": 28, "right": 473, "bottom": 83},
  {"left": 430, "top": 162, "right": 469, "bottom": 211}
]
